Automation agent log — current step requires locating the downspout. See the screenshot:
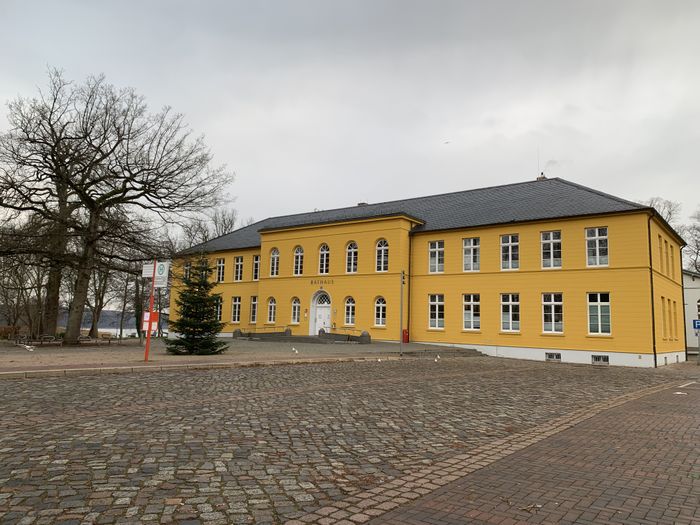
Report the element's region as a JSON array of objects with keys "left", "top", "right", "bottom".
[
  {"left": 680, "top": 265, "right": 689, "bottom": 363},
  {"left": 407, "top": 225, "right": 413, "bottom": 343},
  {"left": 647, "top": 213, "right": 658, "bottom": 368}
]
